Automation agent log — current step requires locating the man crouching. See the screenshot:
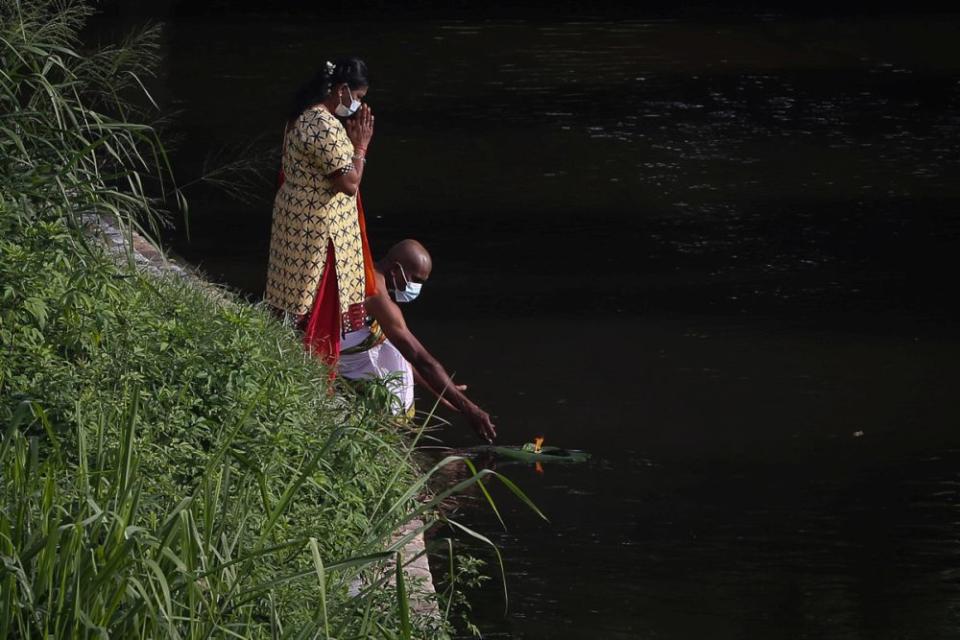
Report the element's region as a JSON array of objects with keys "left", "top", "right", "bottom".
[{"left": 338, "top": 239, "right": 497, "bottom": 443}]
